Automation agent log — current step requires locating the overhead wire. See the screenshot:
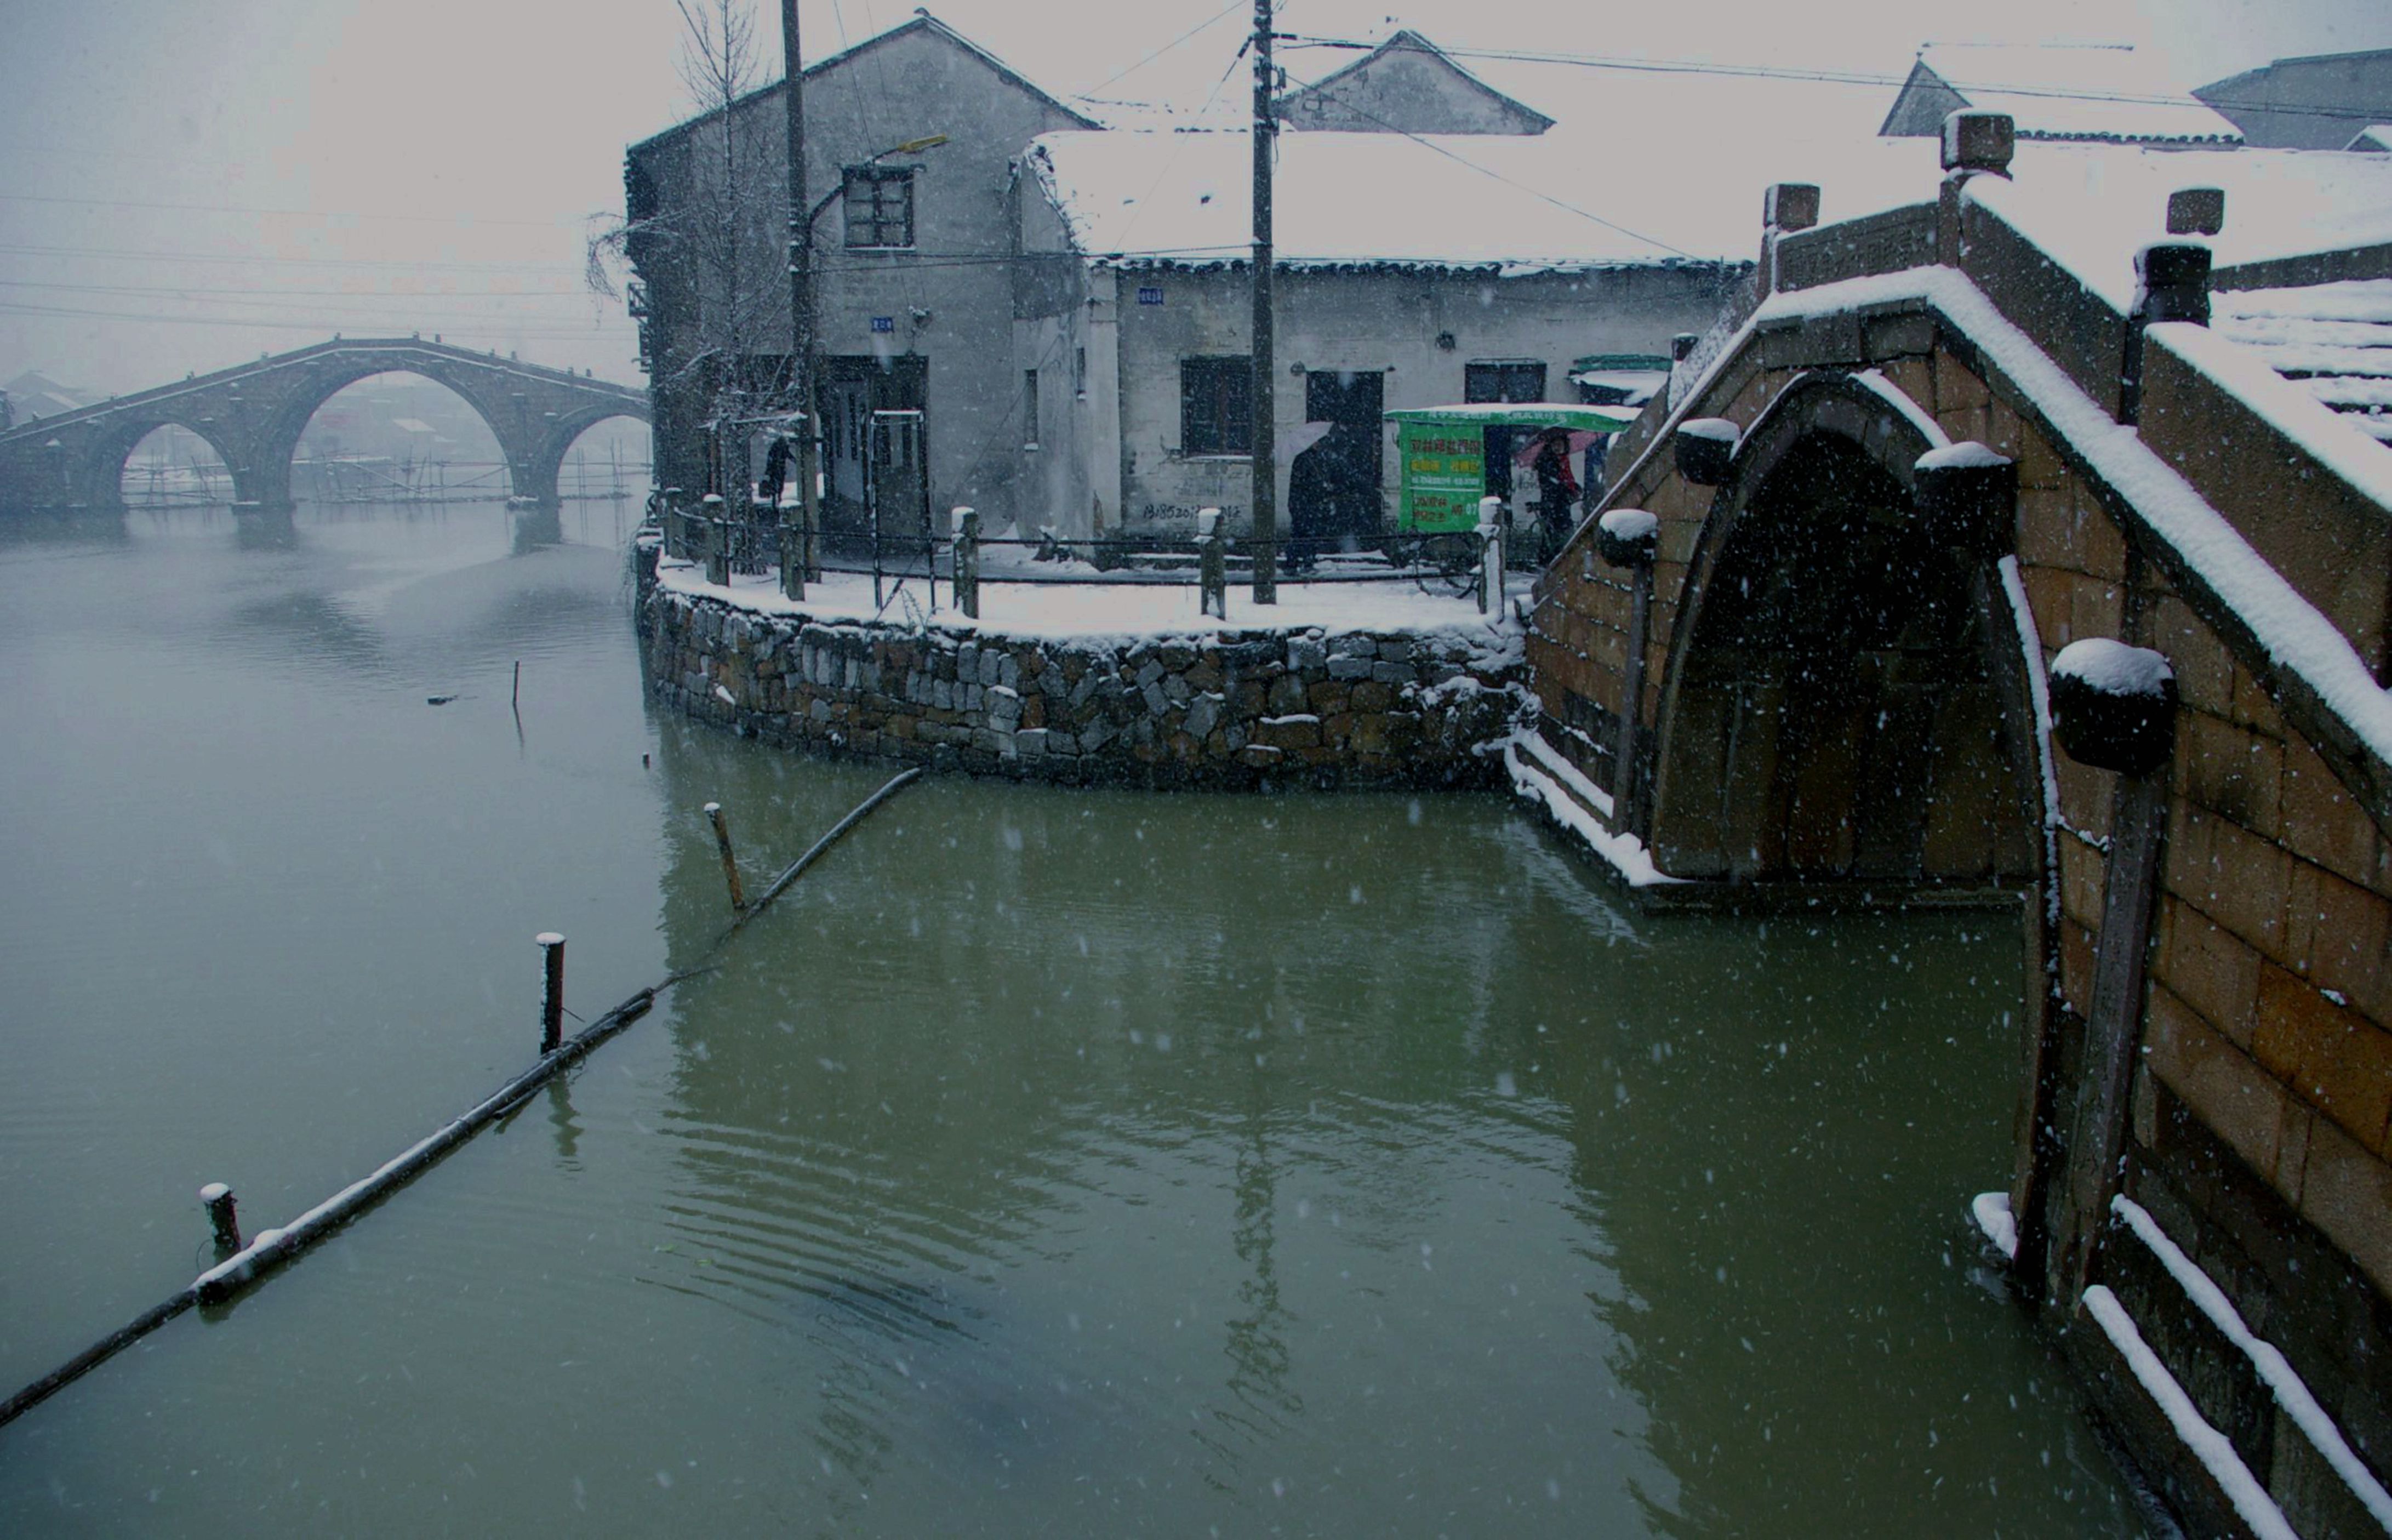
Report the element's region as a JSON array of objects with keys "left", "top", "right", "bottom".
[
  {"left": 0, "top": 191, "right": 583, "bottom": 227},
  {"left": 1070, "top": 0, "right": 1251, "bottom": 101},
  {"left": 1276, "top": 35, "right": 2392, "bottom": 124}
]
